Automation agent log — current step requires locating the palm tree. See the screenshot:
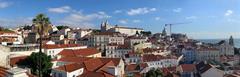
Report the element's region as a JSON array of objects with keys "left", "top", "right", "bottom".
[{"left": 32, "top": 14, "right": 52, "bottom": 77}]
